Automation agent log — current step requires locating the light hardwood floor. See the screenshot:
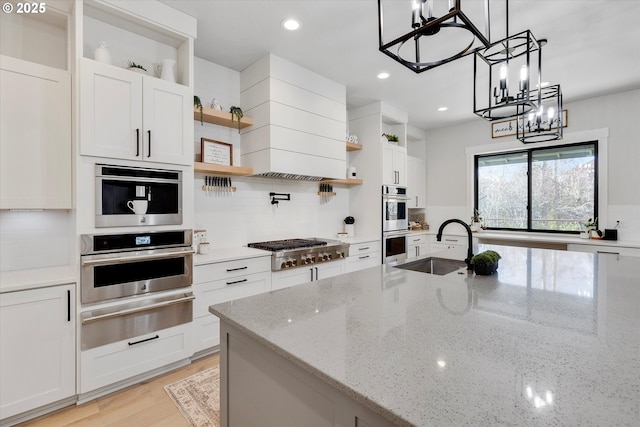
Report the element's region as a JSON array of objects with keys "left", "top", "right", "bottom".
[{"left": 18, "top": 353, "right": 220, "bottom": 427}]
